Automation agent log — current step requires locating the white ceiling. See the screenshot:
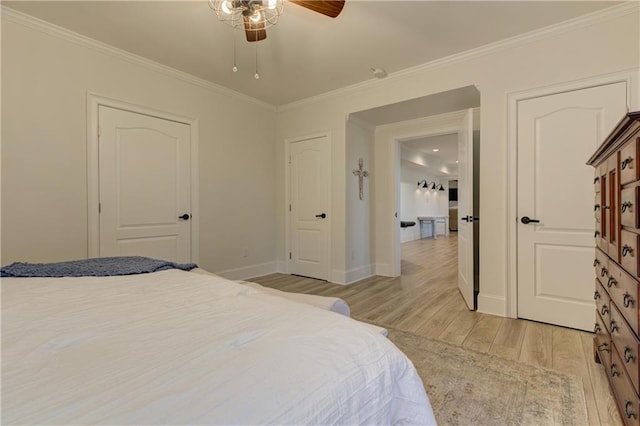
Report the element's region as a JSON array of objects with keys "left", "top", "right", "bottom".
[
  {"left": 4, "top": 1, "right": 621, "bottom": 106},
  {"left": 403, "top": 133, "right": 459, "bottom": 166}
]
